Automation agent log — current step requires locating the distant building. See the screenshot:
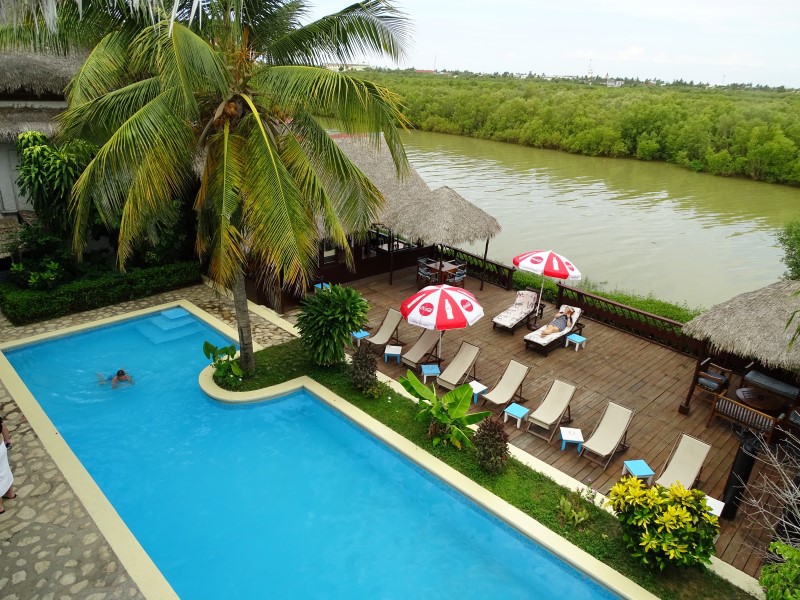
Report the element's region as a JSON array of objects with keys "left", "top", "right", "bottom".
[
  {"left": 323, "top": 63, "right": 369, "bottom": 72},
  {"left": 606, "top": 79, "right": 624, "bottom": 87}
]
